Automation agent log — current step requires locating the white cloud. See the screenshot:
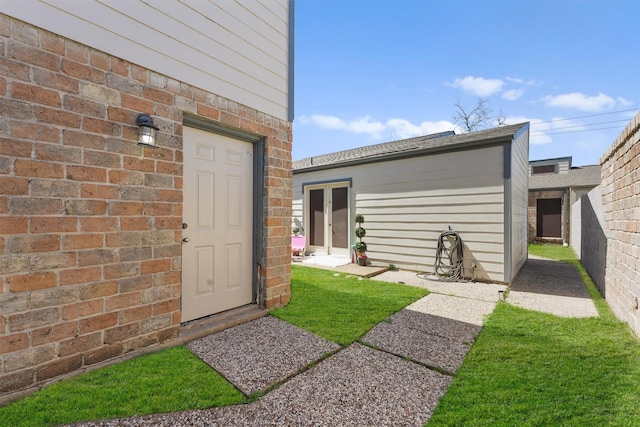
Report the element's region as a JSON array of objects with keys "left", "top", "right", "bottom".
[
  {"left": 617, "top": 97, "right": 633, "bottom": 107},
  {"left": 504, "top": 115, "right": 586, "bottom": 145},
  {"left": 299, "top": 114, "right": 457, "bottom": 141},
  {"left": 541, "top": 92, "right": 617, "bottom": 112},
  {"left": 300, "top": 115, "right": 385, "bottom": 138},
  {"left": 303, "top": 114, "right": 345, "bottom": 129},
  {"left": 502, "top": 89, "right": 524, "bottom": 101},
  {"left": 450, "top": 76, "right": 505, "bottom": 97},
  {"left": 504, "top": 116, "right": 552, "bottom": 145},
  {"left": 506, "top": 76, "right": 541, "bottom": 86},
  {"left": 347, "top": 116, "right": 386, "bottom": 136},
  {"left": 385, "top": 119, "right": 459, "bottom": 140}
]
